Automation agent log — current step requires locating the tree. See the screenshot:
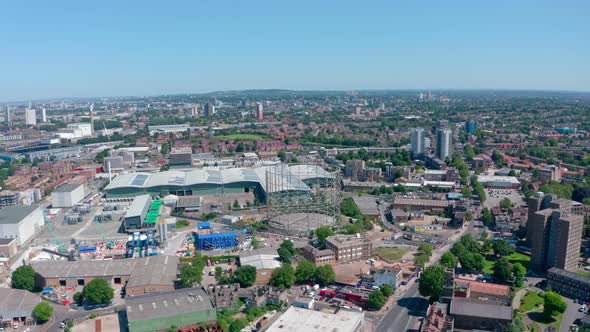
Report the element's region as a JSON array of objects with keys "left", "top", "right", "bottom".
[
  {"left": 313, "top": 265, "right": 336, "bottom": 286},
  {"left": 512, "top": 263, "right": 526, "bottom": 287},
  {"left": 229, "top": 318, "right": 249, "bottom": 332},
  {"left": 215, "top": 266, "right": 223, "bottom": 281},
  {"left": 499, "top": 197, "right": 513, "bottom": 210},
  {"left": 419, "top": 265, "right": 445, "bottom": 302},
  {"left": 315, "top": 226, "right": 334, "bottom": 248},
  {"left": 11, "top": 265, "right": 36, "bottom": 291},
  {"left": 233, "top": 200, "right": 240, "bottom": 208},
  {"left": 492, "top": 239, "right": 514, "bottom": 257},
  {"left": 234, "top": 265, "right": 257, "bottom": 288},
  {"left": 73, "top": 292, "right": 84, "bottom": 305},
  {"left": 367, "top": 289, "right": 387, "bottom": 310},
  {"left": 418, "top": 243, "right": 433, "bottom": 257},
  {"left": 480, "top": 231, "right": 489, "bottom": 241},
  {"left": 458, "top": 252, "right": 484, "bottom": 271},
  {"left": 415, "top": 254, "right": 430, "bottom": 269},
  {"left": 440, "top": 252, "right": 458, "bottom": 269},
  {"left": 278, "top": 240, "right": 295, "bottom": 263},
  {"left": 34, "top": 301, "right": 53, "bottom": 322},
  {"left": 269, "top": 264, "right": 295, "bottom": 289},
  {"left": 380, "top": 284, "right": 394, "bottom": 297},
  {"left": 82, "top": 279, "right": 114, "bottom": 305},
  {"left": 543, "top": 291, "right": 567, "bottom": 317},
  {"left": 493, "top": 257, "right": 513, "bottom": 283},
  {"left": 481, "top": 208, "right": 493, "bottom": 226},
  {"left": 295, "top": 259, "right": 316, "bottom": 284},
  {"left": 277, "top": 247, "right": 293, "bottom": 263},
  {"left": 180, "top": 264, "right": 203, "bottom": 288}
]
